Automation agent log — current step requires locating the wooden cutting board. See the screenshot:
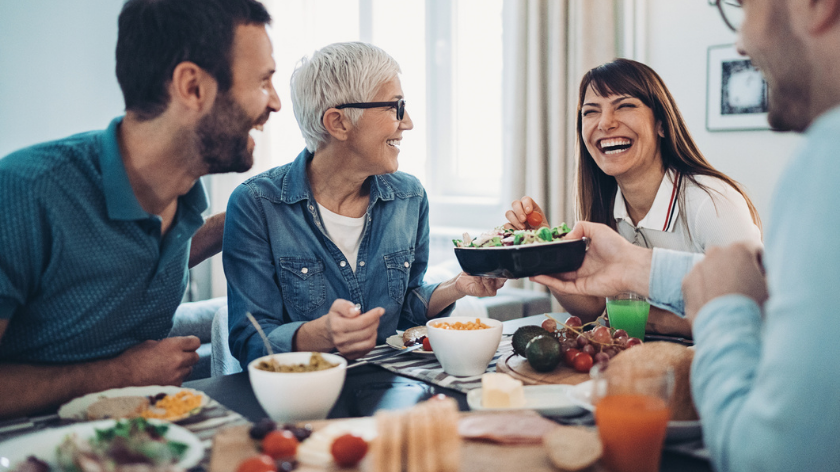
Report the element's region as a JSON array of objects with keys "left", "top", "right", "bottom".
[
  {"left": 209, "top": 413, "right": 607, "bottom": 472},
  {"left": 495, "top": 352, "right": 590, "bottom": 386}
]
